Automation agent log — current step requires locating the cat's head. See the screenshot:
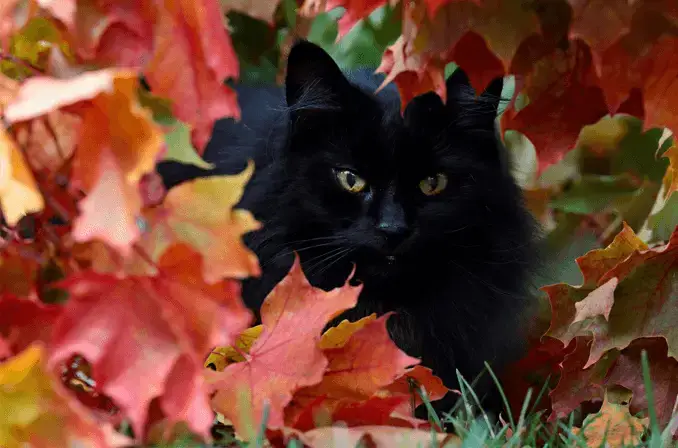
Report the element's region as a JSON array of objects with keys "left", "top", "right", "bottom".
[{"left": 278, "top": 40, "right": 529, "bottom": 287}]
